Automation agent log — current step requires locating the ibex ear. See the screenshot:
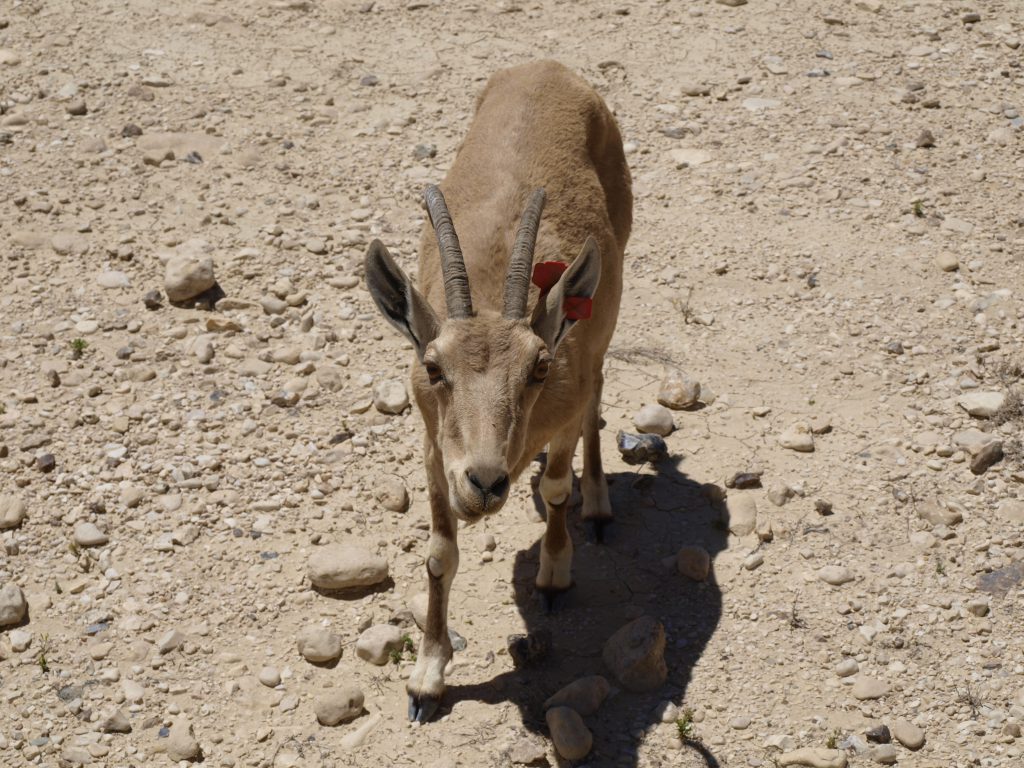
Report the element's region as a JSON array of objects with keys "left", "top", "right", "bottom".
[
  {"left": 531, "top": 236, "right": 601, "bottom": 352},
  {"left": 365, "top": 240, "right": 440, "bottom": 360}
]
